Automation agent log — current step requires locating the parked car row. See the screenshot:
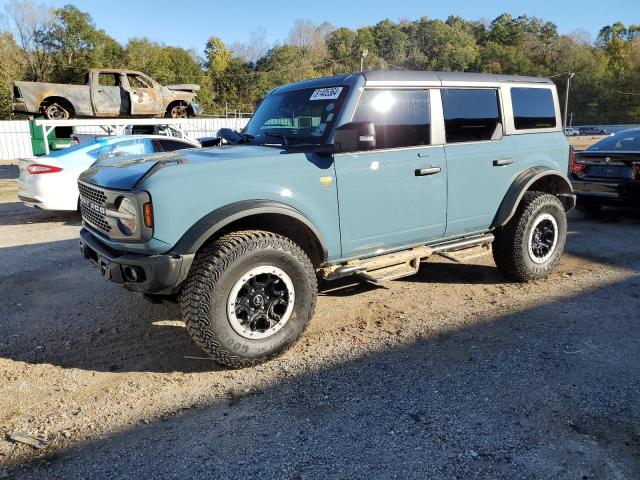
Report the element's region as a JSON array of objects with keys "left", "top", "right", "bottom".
[{"left": 565, "top": 126, "right": 611, "bottom": 137}]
